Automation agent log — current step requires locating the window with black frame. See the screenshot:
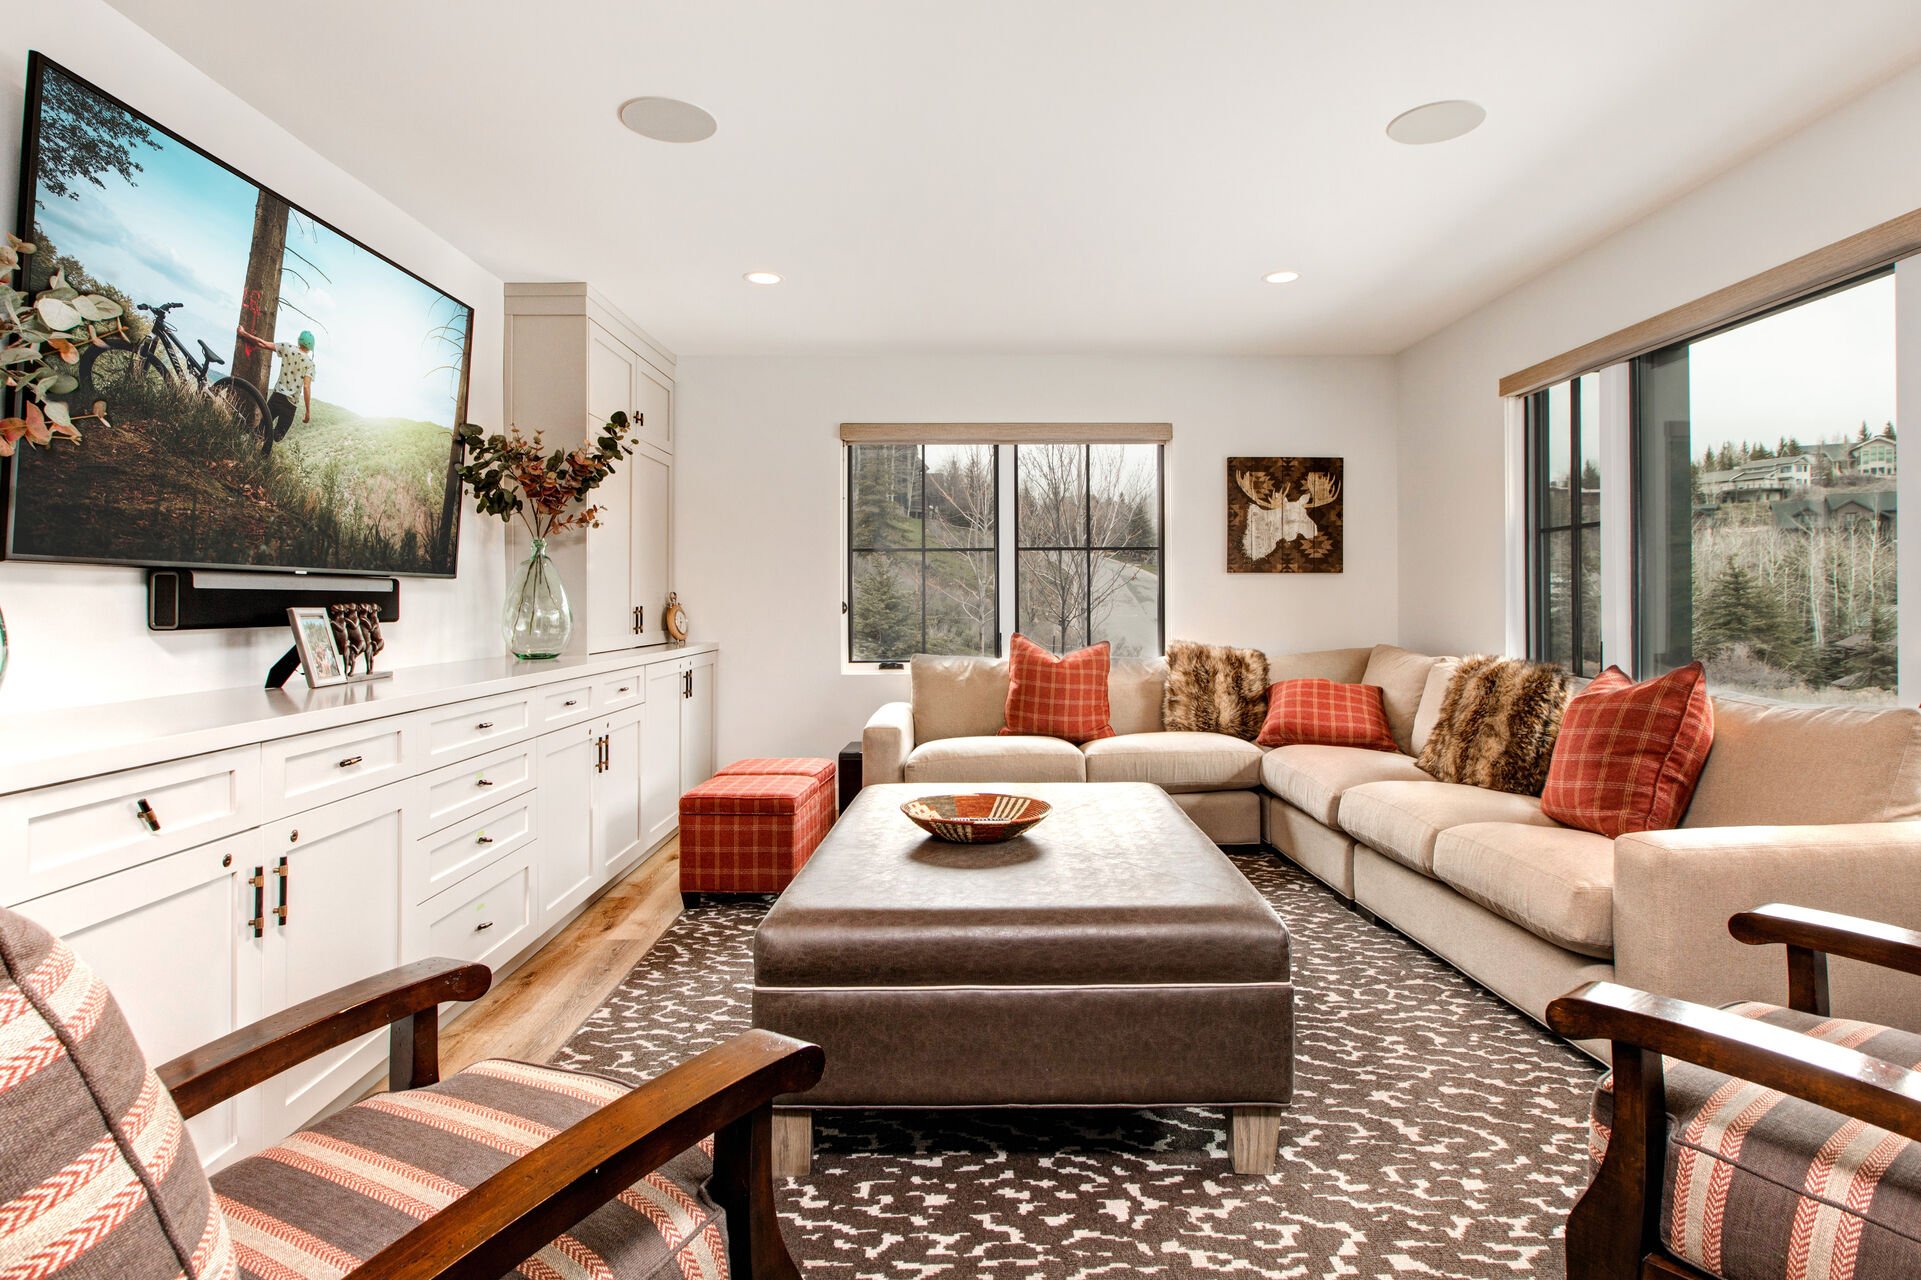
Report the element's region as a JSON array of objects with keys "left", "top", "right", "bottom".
[
  {"left": 1014, "top": 443, "right": 1163, "bottom": 657},
  {"left": 846, "top": 443, "right": 999, "bottom": 664},
  {"left": 1527, "top": 373, "right": 1603, "bottom": 677}
]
